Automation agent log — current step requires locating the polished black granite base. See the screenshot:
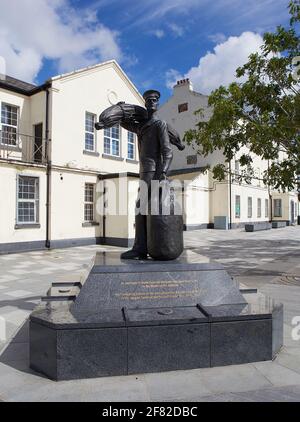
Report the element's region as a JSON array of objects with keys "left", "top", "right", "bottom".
[{"left": 29, "top": 252, "right": 283, "bottom": 380}]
